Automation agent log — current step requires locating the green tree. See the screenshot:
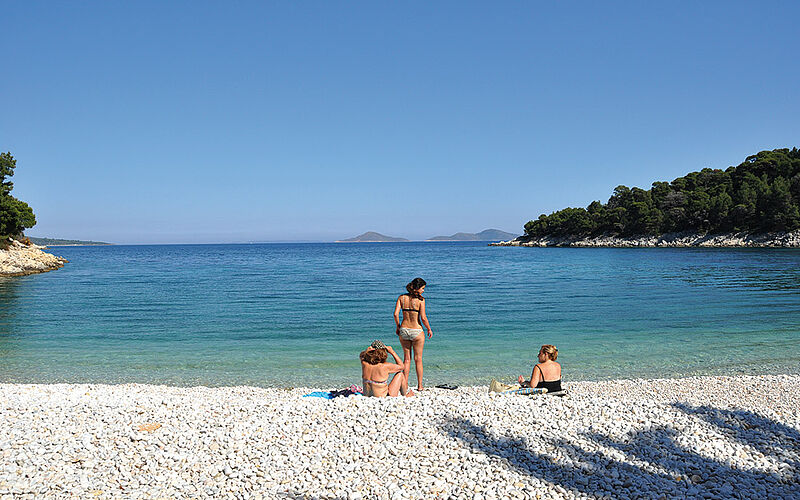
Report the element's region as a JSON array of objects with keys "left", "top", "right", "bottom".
[
  {"left": 0, "top": 152, "right": 16, "bottom": 197},
  {"left": 764, "top": 177, "right": 800, "bottom": 230},
  {"left": 586, "top": 200, "right": 606, "bottom": 233},
  {"left": 520, "top": 148, "right": 800, "bottom": 238},
  {"left": 0, "top": 152, "right": 37, "bottom": 237},
  {"left": 0, "top": 196, "right": 36, "bottom": 236},
  {"left": 687, "top": 190, "right": 711, "bottom": 229},
  {"left": 709, "top": 192, "right": 733, "bottom": 229}
]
